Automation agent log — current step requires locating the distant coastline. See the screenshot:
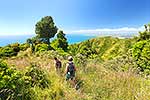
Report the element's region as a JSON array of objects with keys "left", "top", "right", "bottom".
[
  {"left": 0, "top": 34, "right": 95, "bottom": 47},
  {"left": 0, "top": 33, "right": 137, "bottom": 47}
]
